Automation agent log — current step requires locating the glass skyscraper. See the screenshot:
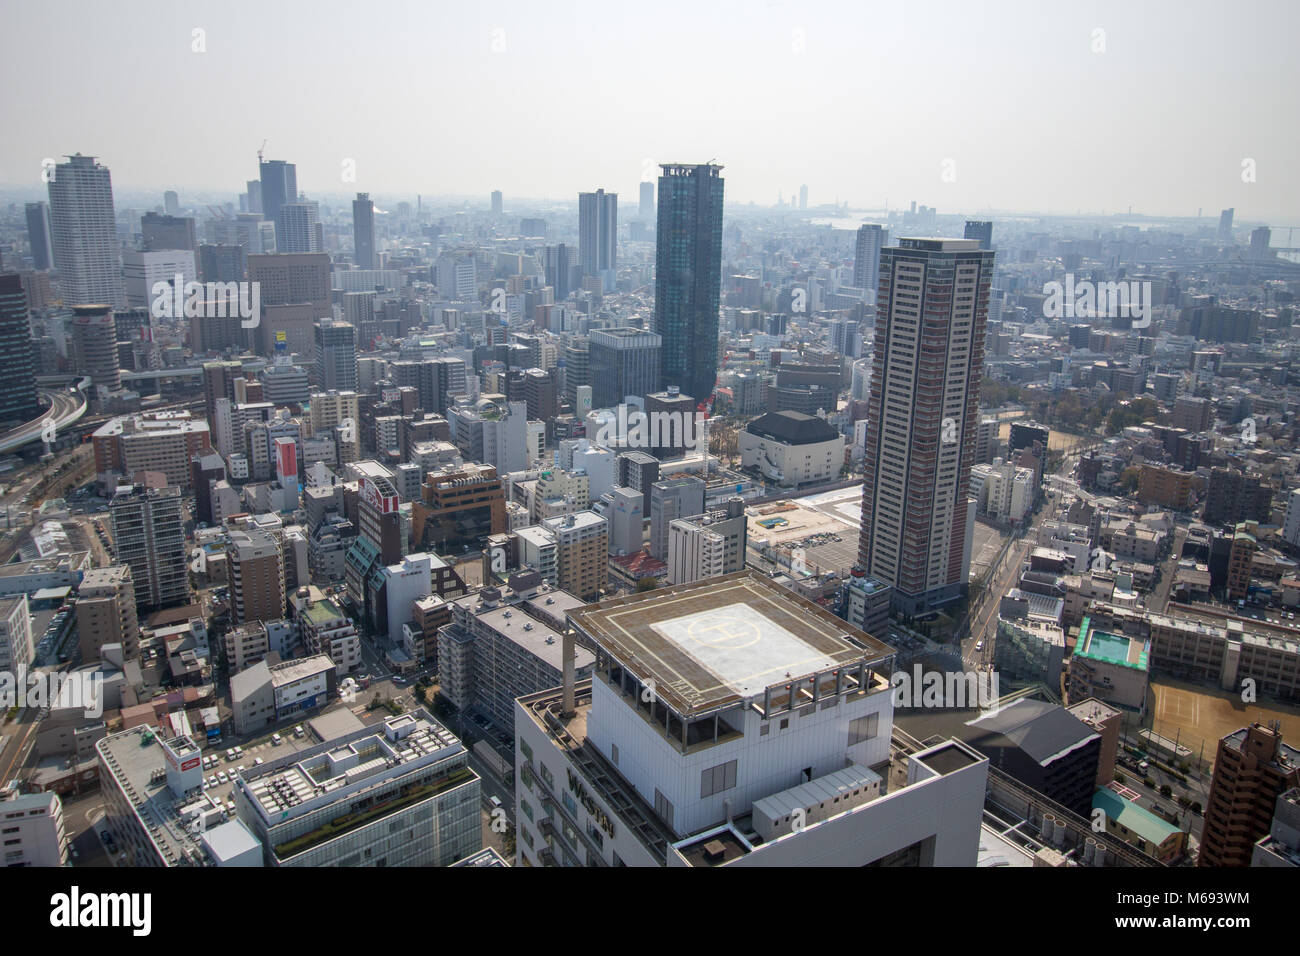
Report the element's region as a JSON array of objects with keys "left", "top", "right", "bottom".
[
  {"left": 653, "top": 163, "right": 724, "bottom": 402},
  {"left": 0, "top": 275, "right": 40, "bottom": 424}
]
